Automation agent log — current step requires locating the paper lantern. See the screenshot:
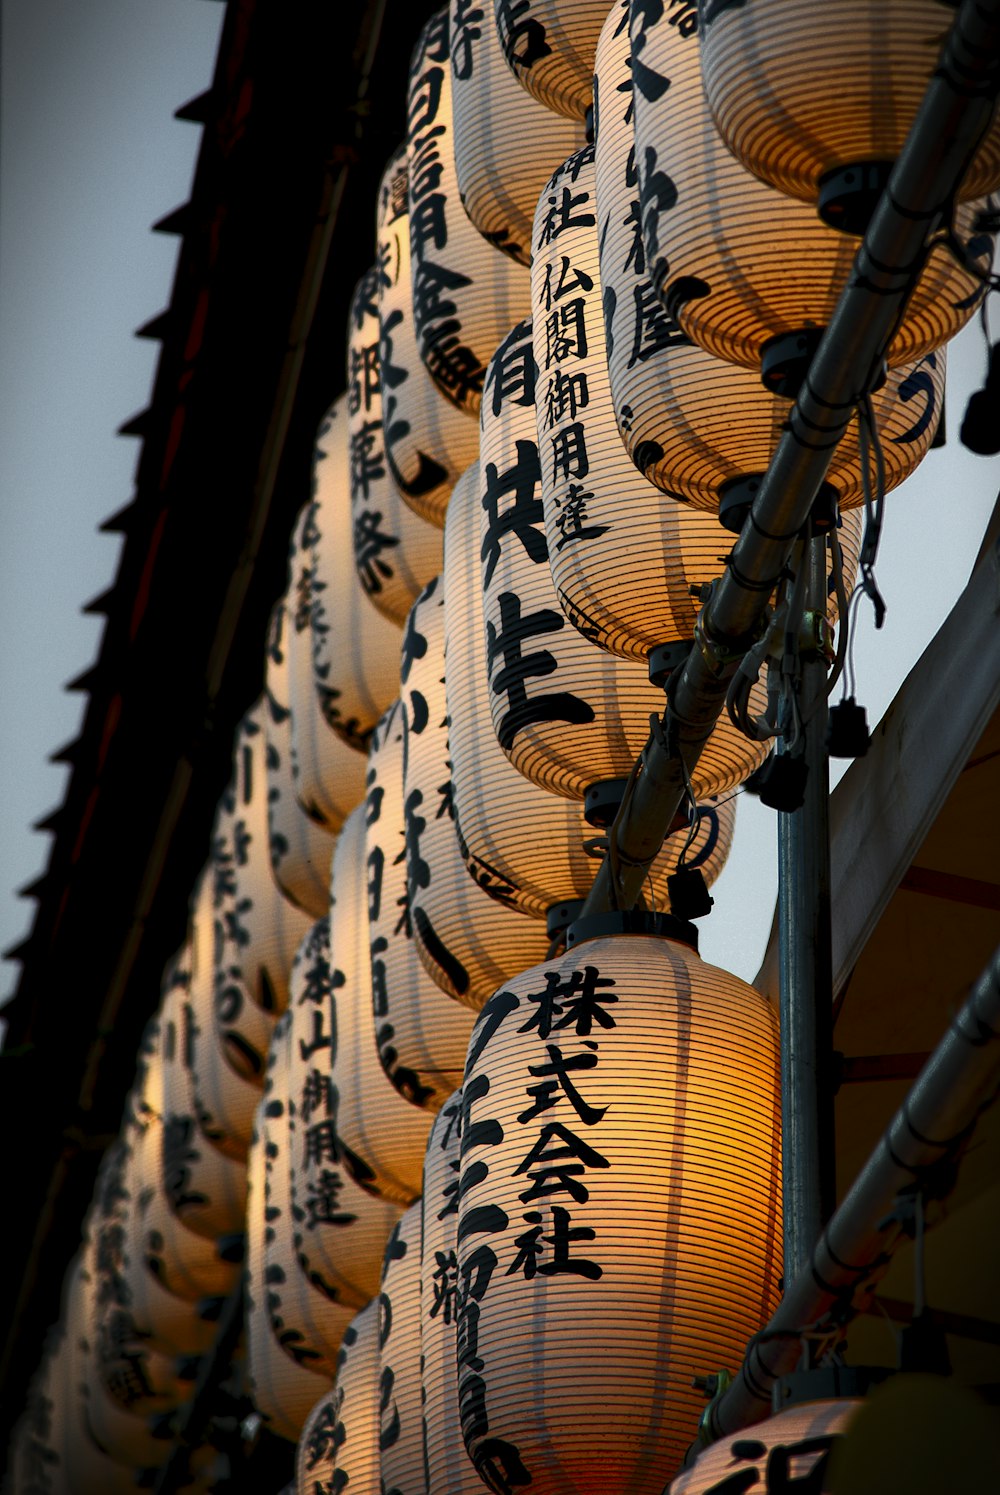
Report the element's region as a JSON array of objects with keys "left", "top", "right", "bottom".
[
  {"left": 366, "top": 699, "right": 476, "bottom": 1110},
  {"left": 629, "top": 4, "right": 992, "bottom": 383},
  {"left": 400, "top": 576, "right": 551, "bottom": 1008},
  {"left": 669, "top": 1396, "right": 863, "bottom": 1494},
  {"left": 594, "top": 8, "right": 947, "bottom": 526},
  {"left": 406, "top": 7, "right": 529, "bottom": 417},
  {"left": 479, "top": 315, "right": 770, "bottom": 799},
  {"left": 378, "top": 1206, "right": 424, "bottom": 1495},
  {"left": 309, "top": 399, "right": 404, "bottom": 753},
  {"left": 328, "top": 1300, "right": 381, "bottom": 1495},
  {"left": 699, "top": 0, "right": 1000, "bottom": 227},
  {"left": 347, "top": 266, "right": 443, "bottom": 626},
  {"left": 287, "top": 500, "right": 369, "bottom": 832},
  {"left": 328, "top": 811, "right": 434, "bottom": 1203},
  {"left": 445, "top": 462, "right": 737, "bottom": 919},
  {"left": 493, "top": 0, "right": 610, "bottom": 121},
  {"left": 265, "top": 601, "right": 337, "bottom": 920},
  {"left": 451, "top": 1, "right": 583, "bottom": 265},
  {"left": 297, "top": 1388, "right": 339, "bottom": 1495},
  {"left": 456, "top": 924, "right": 783, "bottom": 1492}
]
